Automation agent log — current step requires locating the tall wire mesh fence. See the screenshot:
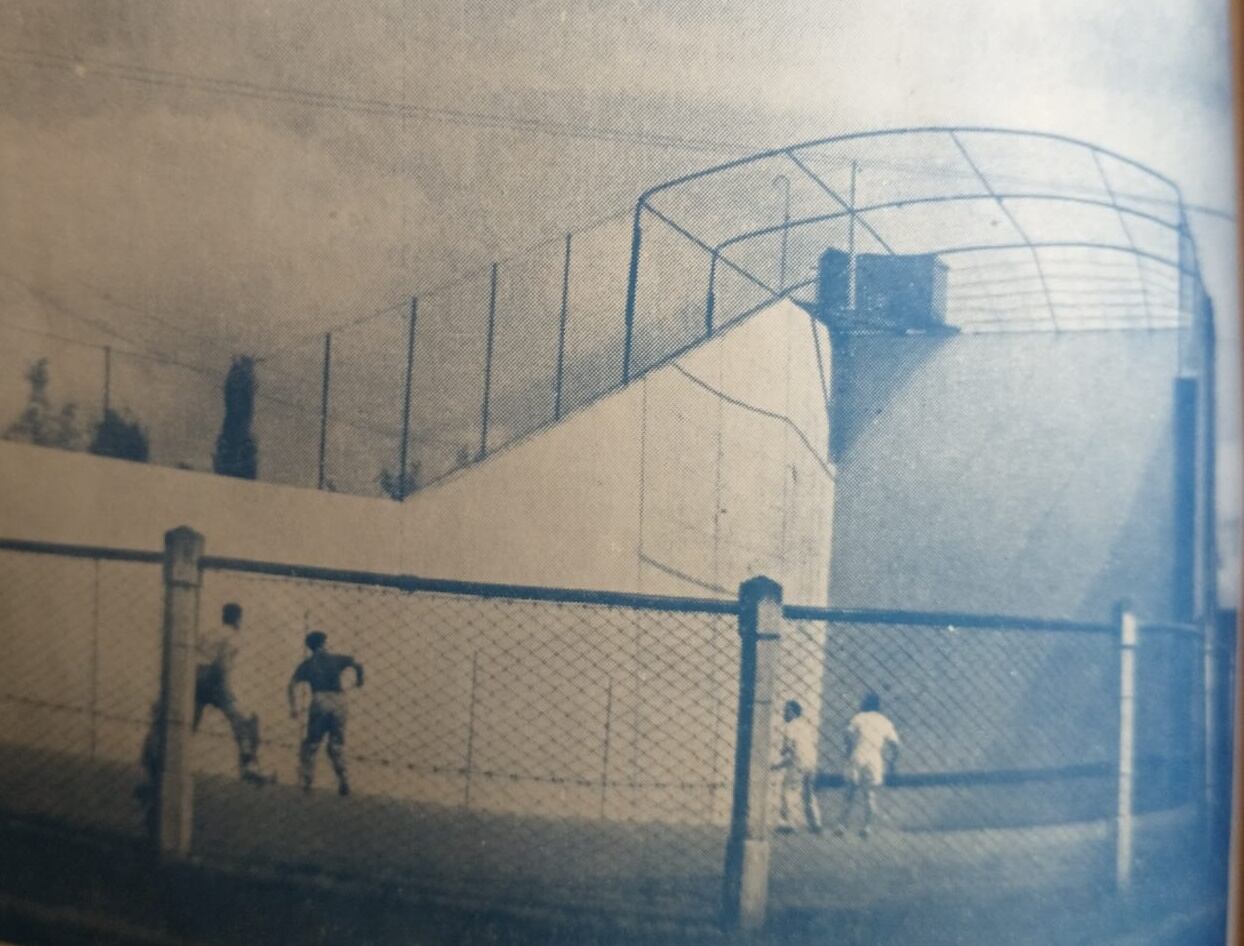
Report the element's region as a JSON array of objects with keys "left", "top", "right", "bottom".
[
  {"left": 0, "top": 538, "right": 1218, "bottom": 925},
  {"left": 769, "top": 612, "right": 1202, "bottom": 912},
  {"left": 199, "top": 559, "right": 741, "bottom": 916},
  {"left": 0, "top": 129, "right": 1213, "bottom": 503}
]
